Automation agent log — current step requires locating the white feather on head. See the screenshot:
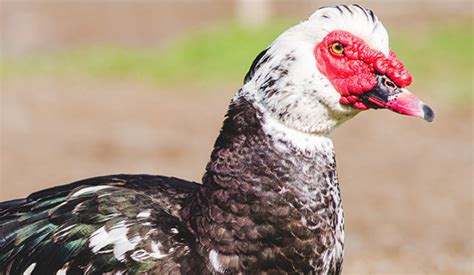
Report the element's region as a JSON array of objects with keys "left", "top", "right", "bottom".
[{"left": 239, "top": 4, "right": 390, "bottom": 135}]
